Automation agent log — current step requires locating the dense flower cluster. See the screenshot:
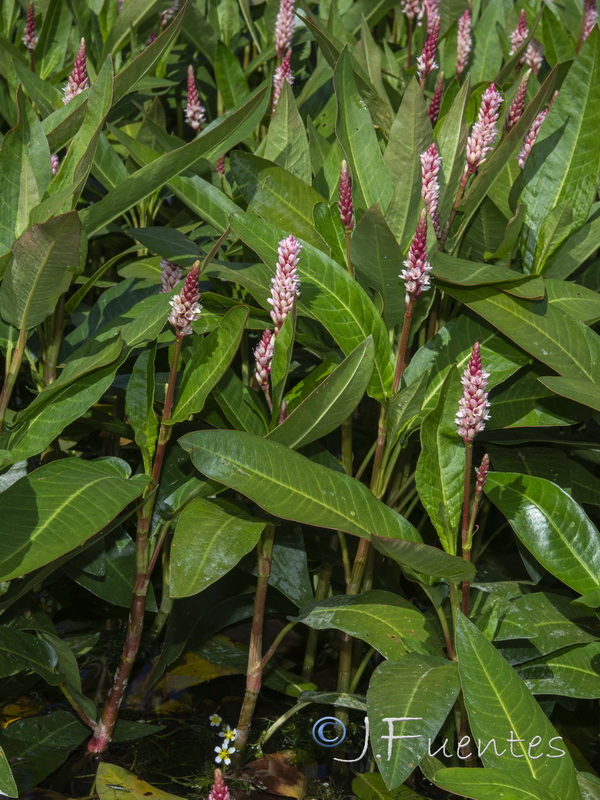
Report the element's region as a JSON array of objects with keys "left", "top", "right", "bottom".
[
  {"left": 583, "top": 0, "right": 598, "bottom": 40},
  {"left": 509, "top": 10, "right": 528, "bottom": 55},
  {"left": 50, "top": 154, "right": 60, "bottom": 176},
  {"left": 417, "top": 16, "right": 440, "bottom": 86},
  {"left": 504, "top": 73, "right": 529, "bottom": 132},
  {"left": 168, "top": 263, "right": 201, "bottom": 338},
  {"left": 159, "top": 0, "right": 179, "bottom": 27},
  {"left": 185, "top": 65, "right": 206, "bottom": 131},
  {"left": 160, "top": 259, "right": 183, "bottom": 293},
  {"left": 63, "top": 38, "right": 89, "bottom": 104},
  {"left": 275, "top": 0, "right": 296, "bottom": 60},
  {"left": 465, "top": 83, "right": 503, "bottom": 173},
  {"left": 401, "top": 0, "right": 421, "bottom": 21},
  {"left": 338, "top": 160, "right": 354, "bottom": 231},
  {"left": 428, "top": 74, "right": 444, "bottom": 124},
  {"left": 456, "top": 10, "right": 472, "bottom": 77},
  {"left": 400, "top": 210, "right": 432, "bottom": 305},
  {"left": 420, "top": 144, "right": 442, "bottom": 238},
  {"left": 254, "top": 330, "right": 275, "bottom": 391},
  {"left": 209, "top": 769, "right": 231, "bottom": 799},
  {"left": 22, "top": 2, "right": 37, "bottom": 52},
  {"left": 456, "top": 342, "right": 491, "bottom": 442}
]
